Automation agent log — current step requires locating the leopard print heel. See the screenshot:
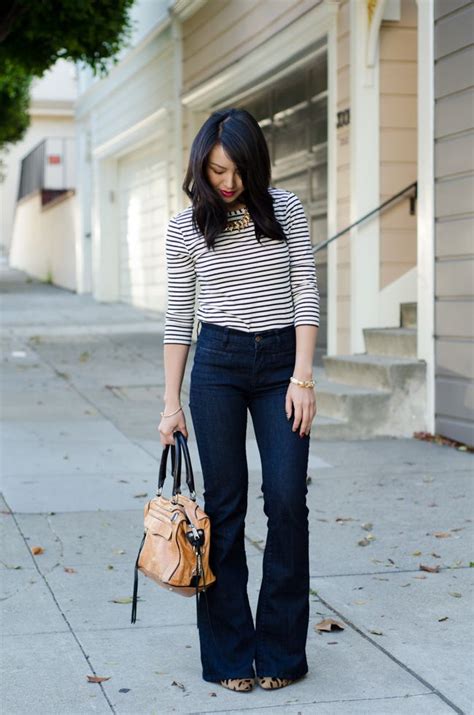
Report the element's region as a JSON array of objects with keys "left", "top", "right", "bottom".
[
  {"left": 219, "top": 678, "right": 255, "bottom": 692},
  {"left": 258, "top": 676, "right": 294, "bottom": 690}
]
